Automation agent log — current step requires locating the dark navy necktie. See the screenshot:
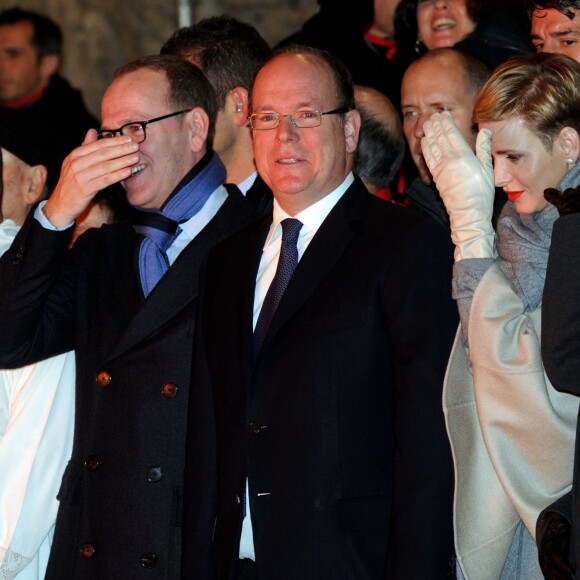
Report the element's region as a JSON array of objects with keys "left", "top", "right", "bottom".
[{"left": 254, "top": 218, "right": 303, "bottom": 355}]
